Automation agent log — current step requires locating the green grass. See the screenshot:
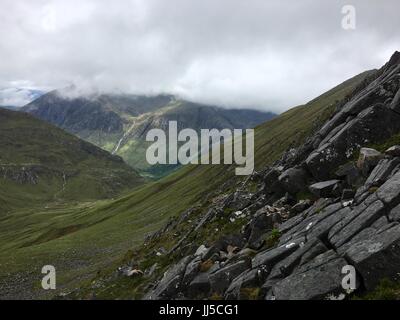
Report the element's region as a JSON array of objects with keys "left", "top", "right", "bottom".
[
  {"left": 354, "top": 279, "right": 400, "bottom": 300},
  {"left": 0, "top": 109, "right": 144, "bottom": 213},
  {"left": 0, "top": 71, "right": 373, "bottom": 299}
]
